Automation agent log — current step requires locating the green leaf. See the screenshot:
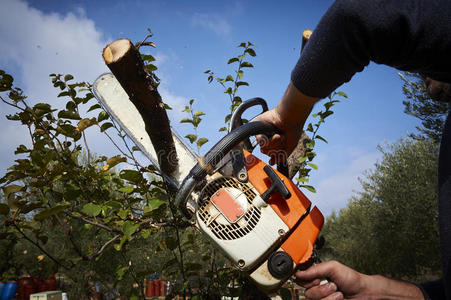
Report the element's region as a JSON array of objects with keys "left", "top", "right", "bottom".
[
  {"left": 316, "top": 135, "right": 328, "bottom": 143},
  {"left": 118, "top": 186, "right": 134, "bottom": 194},
  {"left": 58, "top": 110, "right": 81, "bottom": 120},
  {"left": 105, "top": 200, "right": 122, "bottom": 210},
  {"left": 100, "top": 122, "right": 114, "bottom": 132},
  {"left": 81, "top": 203, "right": 102, "bottom": 217},
  {"left": 163, "top": 103, "right": 172, "bottom": 110},
  {"left": 141, "top": 54, "right": 156, "bottom": 62},
  {"left": 236, "top": 70, "right": 244, "bottom": 79},
  {"left": 2, "top": 184, "right": 23, "bottom": 196},
  {"left": 34, "top": 202, "right": 70, "bottom": 221},
  {"left": 141, "top": 229, "right": 152, "bottom": 239},
  {"left": 104, "top": 155, "right": 127, "bottom": 170},
  {"left": 321, "top": 110, "right": 334, "bottom": 119},
  {"left": 235, "top": 81, "right": 249, "bottom": 87},
  {"left": 240, "top": 62, "right": 253, "bottom": 68},
  {"left": 122, "top": 221, "right": 139, "bottom": 239},
  {"left": 180, "top": 118, "right": 193, "bottom": 124},
  {"left": 120, "top": 169, "right": 144, "bottom": 184},
  {"left": 33, "top": 103, "right": 52, "bottom": 113},
  {"left": 193, "top": 111, "right": 205, "bottom": 117},
  {"left": 225, "top": 75, "right": 234, "bottom": 82},
  {"left": 297, "top": 156, "right": 308, "bottom": 163},
  {"left": 219, "top": 127, "right": 227, "bottom": 132},
  {"left": 14, "top": 144, "right": 30, "bottom": 154},
  {"left": 244, "top": 48, "right": 256, "bottom": 56},
  {"left": 306, "top": 123, "right": 314, "bottom": 132},
  {"left": 336, "top": 91, "right": 348, "bottom": 98},
  {"left": 307, "top": 162, "right": 318, "bottom": 170},
  {"left": 98, "top": 111, "right": 109, "bottom": 122},
  {"left": 77, "top": 118, "right": 97, "bottom": 132},
  {"left": 227, "top": 57, "right": 239, "bottom": 64},
  {"left": 197, "top": 138, "right": 208, "bottom": 148},
  {"left": 64, "top": 74, "right": 74, "bottom": 81},
  {"left": 145, "top": 64, "right": 157, "bottom": 72},
  {"left": 0, "top": 71, "right": 13, "bottom": 91},
  {"left": 87, "top": 104, "right": 101, "bottom": 112},
  {"left": 238, "top": 42, "right": 246, "bottom": 48},
  {"left": 147, "top": 198, "right": 166, "bottom": 211},
  {"left": 185, "top": 134, "right": 197, "bottom": 144},
  {"left": 301, "top": 185, "right": 317, "bottom": 193},
  {"left": 0, "top": 203, "right": 10, "bottom": 215},
  {"left": 114, "top": 236, "right": 127, "bottom": 251}
]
